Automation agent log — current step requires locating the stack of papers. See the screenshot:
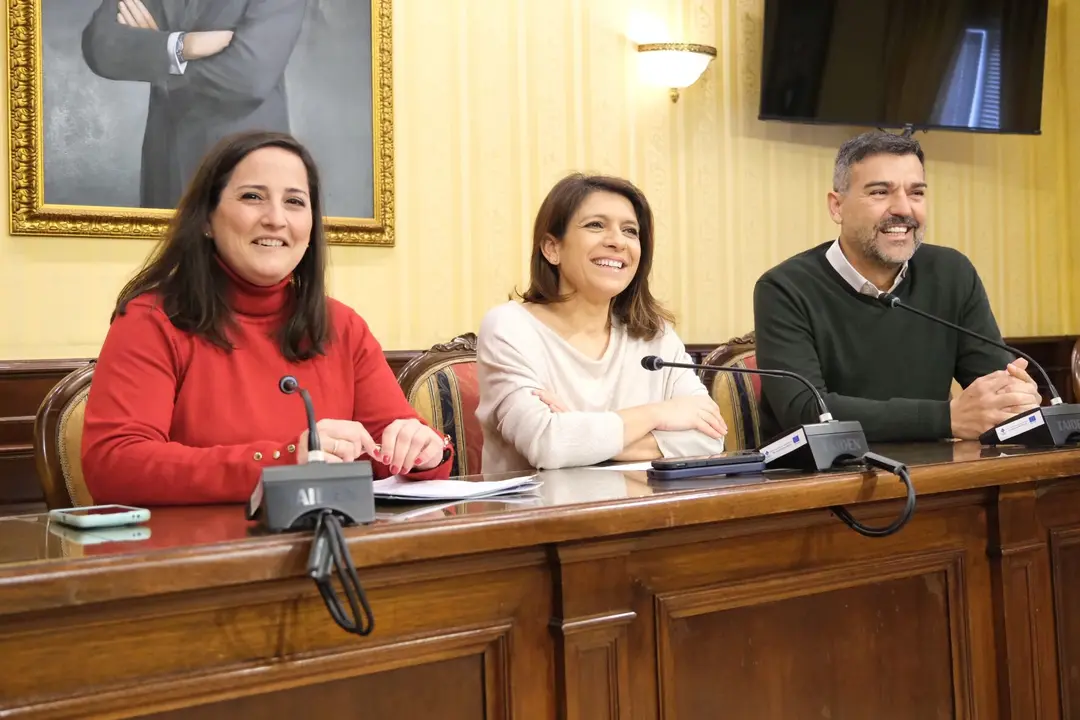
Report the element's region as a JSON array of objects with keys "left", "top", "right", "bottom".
[
  {"left": 372, "top": 474, "right": 541, "bottom": 501},
  {"left": 376, "top": 494, "right": 544, "bottom": 522}
]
